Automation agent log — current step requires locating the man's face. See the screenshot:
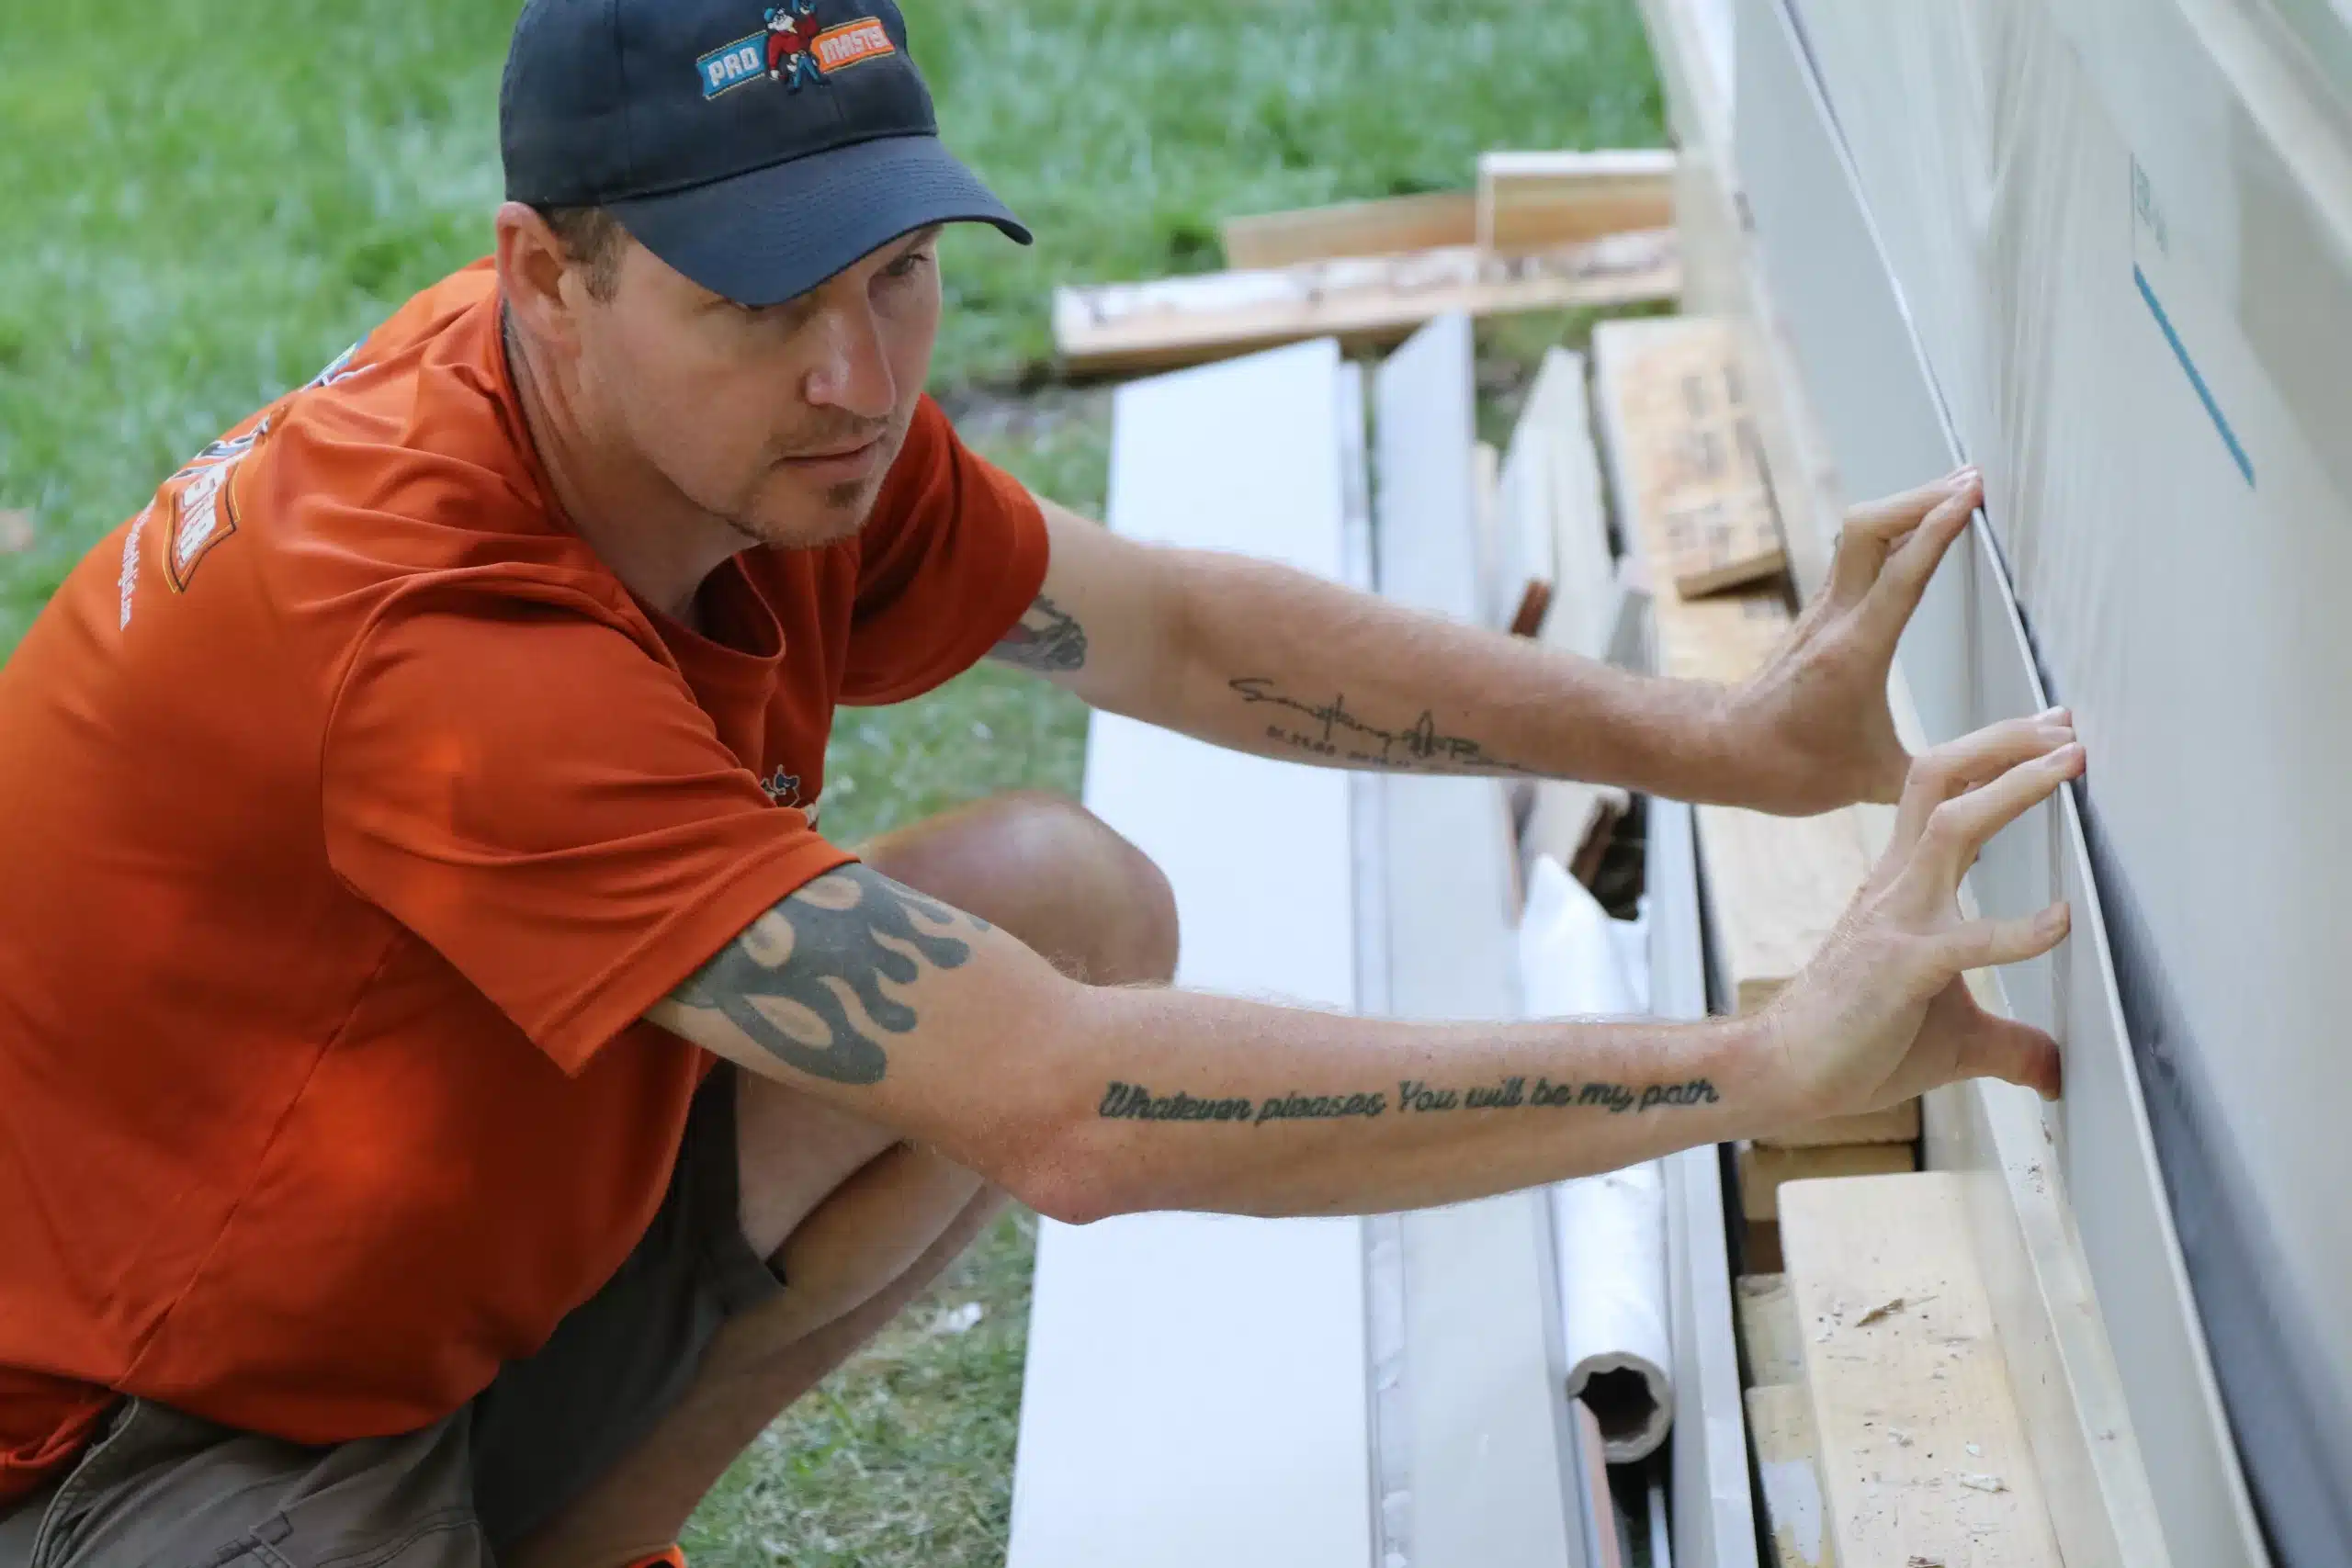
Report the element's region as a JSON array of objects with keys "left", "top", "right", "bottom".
[{"left": 571, "top": 225, "right": 944, "bottom": 551}]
